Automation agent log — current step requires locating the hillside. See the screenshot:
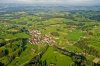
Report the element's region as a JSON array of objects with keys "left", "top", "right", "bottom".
[{"left": 0, "top": 6, "right": 100, "bottom": 66}]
